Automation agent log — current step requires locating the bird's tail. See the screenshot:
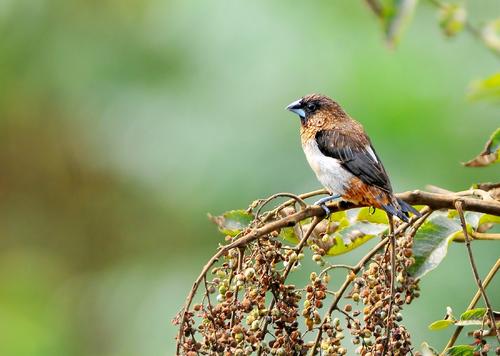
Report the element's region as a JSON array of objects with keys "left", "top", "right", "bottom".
[{"left": 381, "top": 197, "right": 421, "bottom": 223}]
